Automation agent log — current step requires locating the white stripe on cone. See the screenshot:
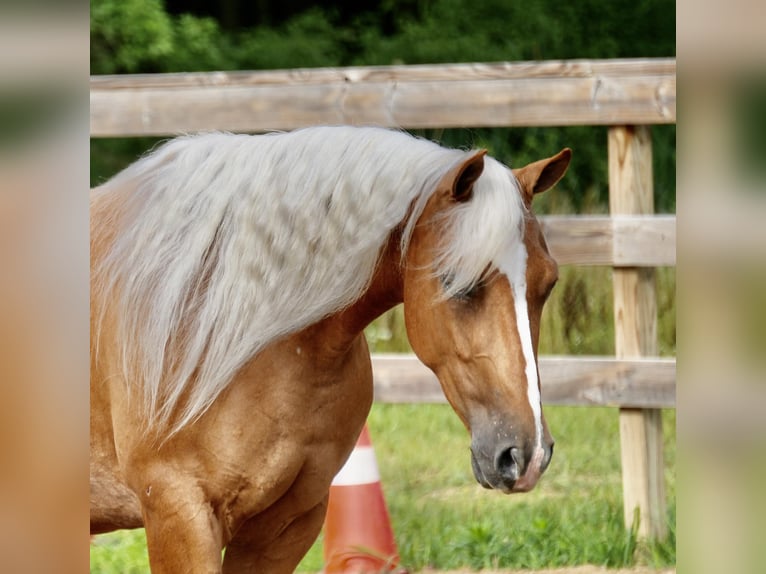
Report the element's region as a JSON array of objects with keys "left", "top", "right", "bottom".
[{"left": 331, "top": 446, "right": 381, "bottom": 486}]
